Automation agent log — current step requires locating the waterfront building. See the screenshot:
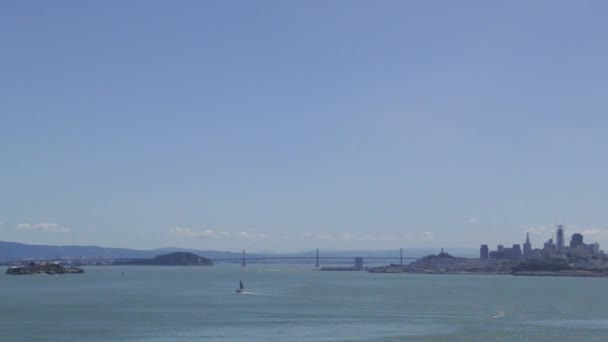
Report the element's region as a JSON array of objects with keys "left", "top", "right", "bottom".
[
  {"left": 566, "top": 245, "right": 591, "bottom": 258},
  {"left": 355, "top": 257, "right": 363, "bottom": 269},
  {"left": 480, "top": 245, "right": 489, "bottom": 259},
  {"left": 543, "top": 238, "right": 556, "bottom": 258},
  {"left": 530, "top": 248, "right": 543, "bottom": 259},
  {"left": 556, "top": 225, "right": 565, "bottom": 252},
  {"left": 489, "top": 251, "right": 502, "bottom": 259},
  {"left": 500, "top": 245, "right": 522, "bottom": 260},
  {"left": 497, "top": 245, "right": 504, "bottom": 253},
  {"left": 523, "top": 233, "right": 532, "bottom": 258},
  {"left": 511, "top": 244, "right": 522, "bottom": 259},
  {"left": 589, "top": 243, "right": 600, "bottom": 255},
  {"left": 570, "top": 233, "right": 584, "bottom": 249}
]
